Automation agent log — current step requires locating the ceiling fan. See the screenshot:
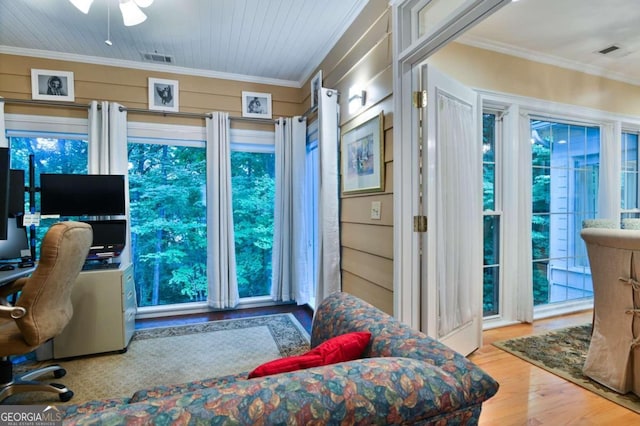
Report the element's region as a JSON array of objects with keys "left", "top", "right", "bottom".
[{"left": 69, "top": 0, "right": 154, "bottom": 27}]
